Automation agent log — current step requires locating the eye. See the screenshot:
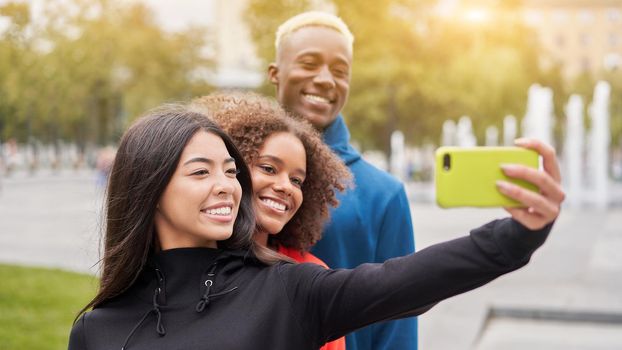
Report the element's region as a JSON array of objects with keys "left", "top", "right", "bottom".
[
  {"left": 332, "top": 66, "right": 349, "bottom": 78},
  {"left": 191, "top": 169, "right": 209, "bottom": 176},
  {"left": 300, "top": 60, "right": 317, "bottom": 70},
  {"left": 258, "top": 164, "right": 276, "bottom": 174},
  {"left": 226, "top": 168, "right": 240, "bottom": 177},
  {"left": 291, "top": 177, "right": 304, "bottom": 187}
]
